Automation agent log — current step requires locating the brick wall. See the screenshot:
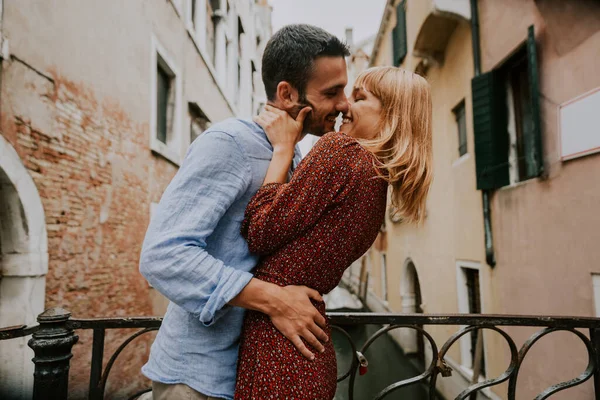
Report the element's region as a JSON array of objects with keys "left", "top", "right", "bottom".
[{"left": 1, "top": 58, "right": 177, "bottom": 398}]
